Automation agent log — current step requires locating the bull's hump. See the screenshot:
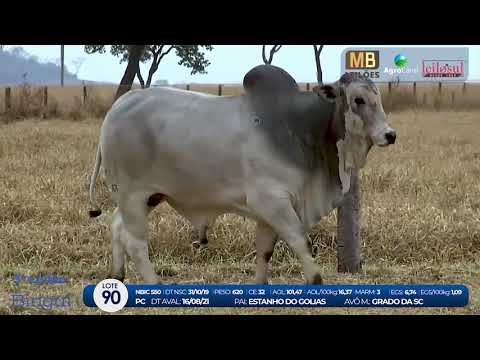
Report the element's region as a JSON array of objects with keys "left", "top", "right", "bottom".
[{"left": 243, "top": 64, "right": 299, "bottom": 95}]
